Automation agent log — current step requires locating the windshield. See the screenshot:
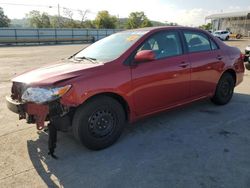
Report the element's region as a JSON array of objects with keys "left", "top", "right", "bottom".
[{"left": 74, "top": 31, "right": 148, "bottom": 62}]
